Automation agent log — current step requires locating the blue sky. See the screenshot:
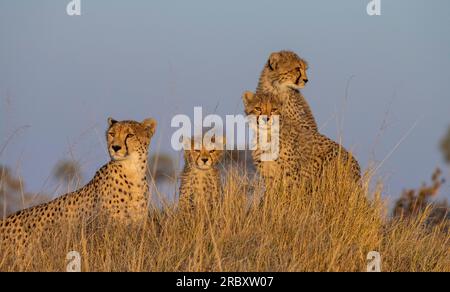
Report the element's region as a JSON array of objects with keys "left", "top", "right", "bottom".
[{"left": 1, "top": 0, "right": 449, "bottom": 201}]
